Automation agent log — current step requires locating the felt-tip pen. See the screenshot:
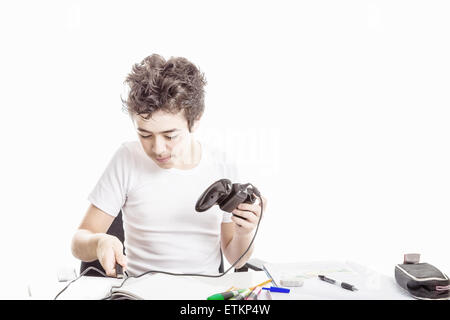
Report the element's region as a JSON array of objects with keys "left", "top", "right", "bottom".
[
  {"left": 207, "top": 289, "right": 246, "bottom": 300},
  {"left": 245, "top": 286, "right": 263, "bottom": 300},
  {"left": 318, "top": 275, "right": 358, "bottom": 291},
  {"left": 229, "top": 288, "right": 252, "bottom": 300}
]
